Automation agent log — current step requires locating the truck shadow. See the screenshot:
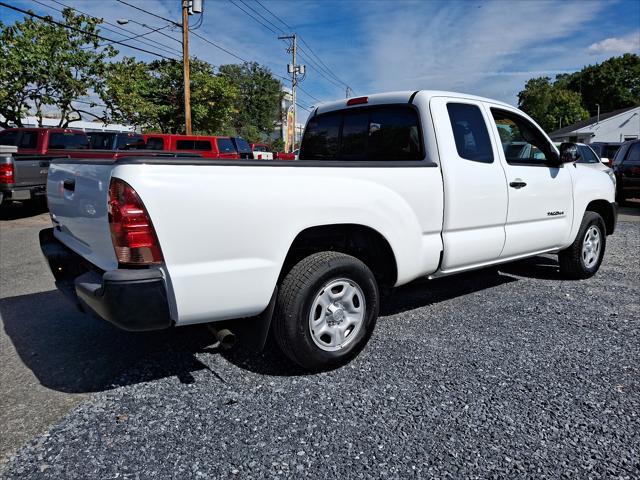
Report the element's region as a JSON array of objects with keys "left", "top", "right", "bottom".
[
  {"left": 1, "top": 256, "right": 560, "bottom": 387},
  {"left": 0, "top": 201, "right": 47, "bottom": 220},
  {"left": 0, "top": 291, "right": 219, "bottom": 394}
]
